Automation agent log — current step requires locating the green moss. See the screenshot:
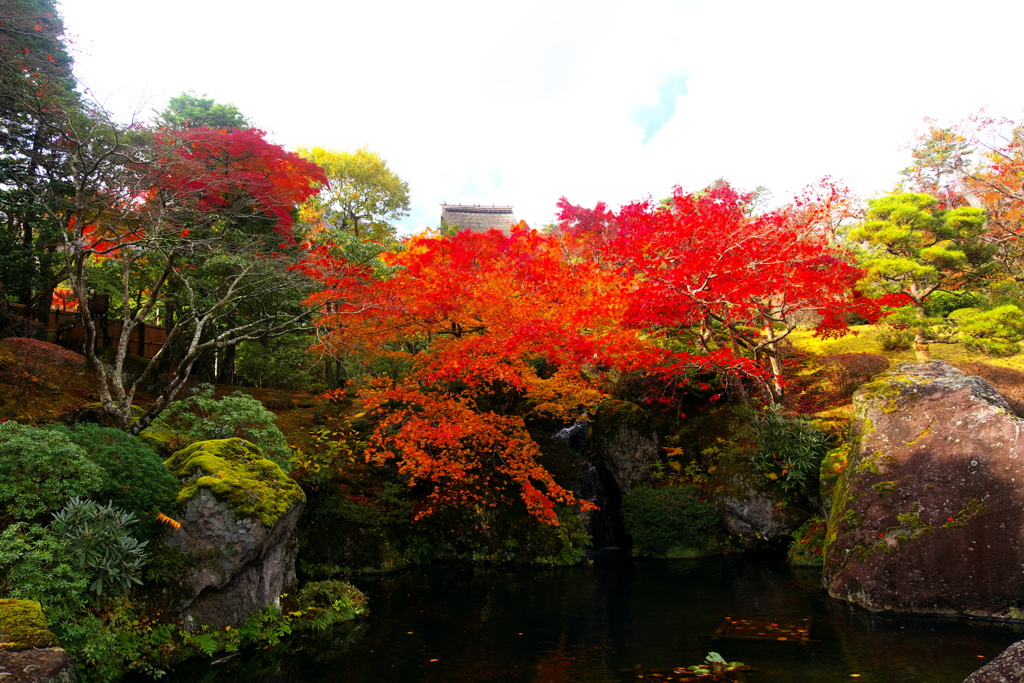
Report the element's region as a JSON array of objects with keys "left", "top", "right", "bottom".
[
  {"left": 871, "top": 481, "right": 899, "bottom": 496},
  {"left": 165, "top": 438, "right": 304, "bottom": 527},
  {"left": 857, "top": 450, "right": 896, "bottom": 475},
  {"left": 942, "top": 498, "right": 988, "bottom": 529},
  {"left": 877, "top": 507, "right": 934, "bottom": 552},
  {"left": 0, "top": 599, "right": 56, "bottom": 651},
  {"left": 896, "top": 510, "right": 929, "bottom": 529}
]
